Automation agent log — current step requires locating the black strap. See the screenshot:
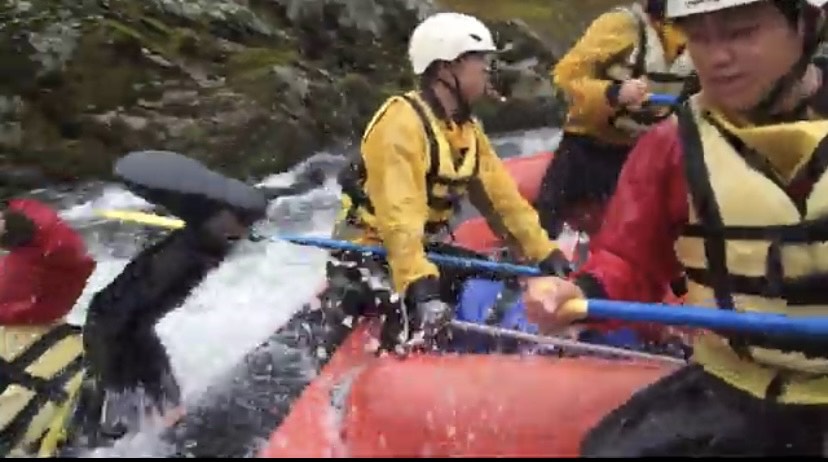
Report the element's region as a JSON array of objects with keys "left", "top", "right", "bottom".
[
  {"left": 402, "top": 94, "right": 478, "bottom": 215},
  {"left": 684, "top": 267, "right": 828, "bottom": 305},
  {"left": 678, "top": 106, "right": 751, "bottom": 358},
  {"left": 631, "top": 10, "right": 647, "bottom": 79},
  {"left": 400, "top": 94, "right": 441, "bottom": 181},
  {"left": 645, "top": 71, "right": 687, "bottom": 84},
  {"left": 682, "top": 217, "right": 828, "bottom": 242}
]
